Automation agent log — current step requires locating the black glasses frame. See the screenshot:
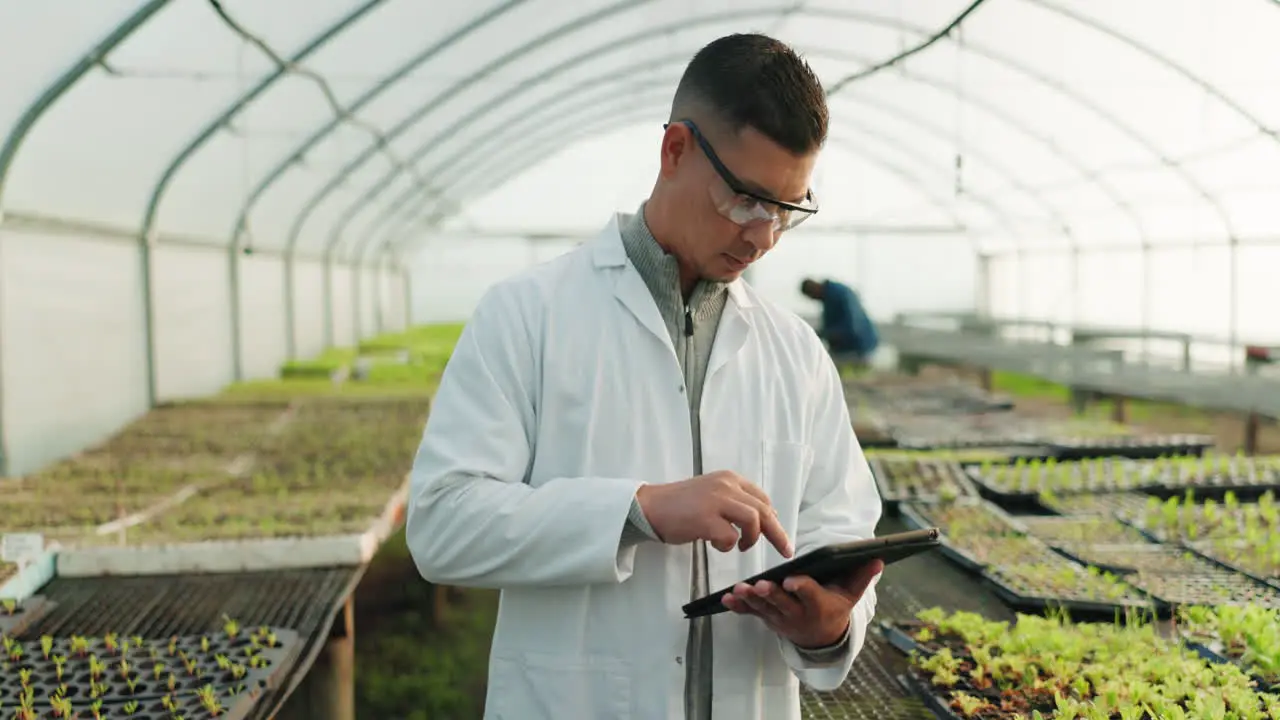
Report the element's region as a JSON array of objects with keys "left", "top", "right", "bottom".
[{"left": 664, "top": 119, "right": 819, "bottom": 216}]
